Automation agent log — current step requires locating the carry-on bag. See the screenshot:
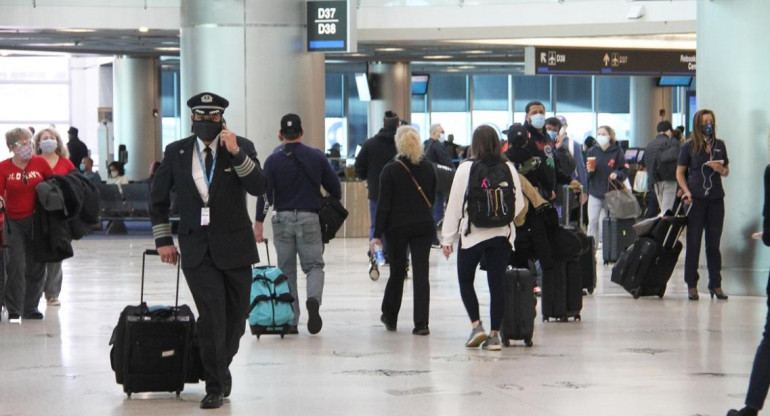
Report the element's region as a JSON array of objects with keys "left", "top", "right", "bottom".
[
  {"left": 109, "top": 249, "right": 198, "bottom": 398},
  {"left": 249, "top": 239, "right": 295, "bottom": 339},
  {"left": 602, "top": 216, "right": 636, "bottom": 263},
  {"left": 541, "top": 260, "right": 583, "bottom": 322},
  {"left": 500, "top": 267, "right": 536, "bottom": 347},
  {"left": 557, "top": 184, "right": 583, "bottom": 229}
]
